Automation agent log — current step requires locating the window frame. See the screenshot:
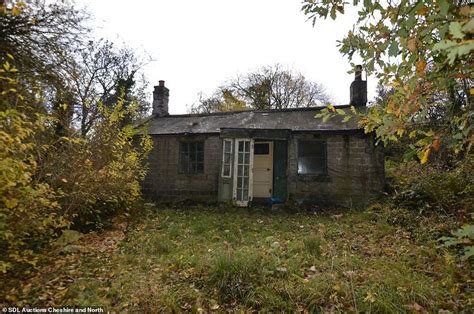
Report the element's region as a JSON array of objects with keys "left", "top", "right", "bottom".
[
  {"left": 179, "top": 141, "right": 205, "bottom": 174},
  {"left": 297, "top": 139, "right": 328, "bottom": 175},
  {"left": 221, "top": 139, "right": 233, "bottom": 178}
]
